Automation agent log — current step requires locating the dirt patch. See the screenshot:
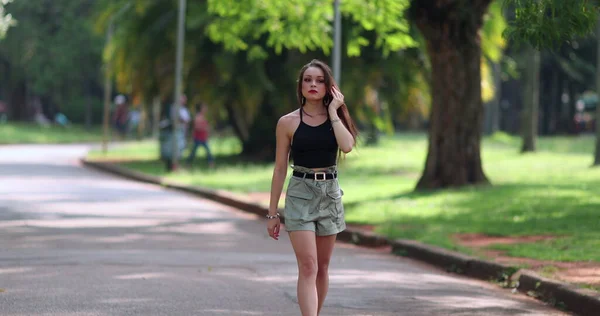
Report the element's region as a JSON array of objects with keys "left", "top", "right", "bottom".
[
  {"left": 453, "top": 233, "right": 600, "bottom": 288},
  {"left": 454, "top": 233, "right": 556, "bottom": 247}
]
